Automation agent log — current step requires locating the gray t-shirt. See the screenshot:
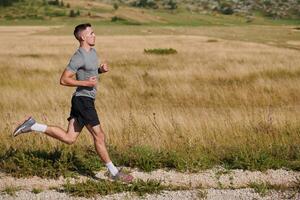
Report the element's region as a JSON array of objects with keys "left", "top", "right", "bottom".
[{"left": 66, "top": 47, "right": 99, "bottom": 99}]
